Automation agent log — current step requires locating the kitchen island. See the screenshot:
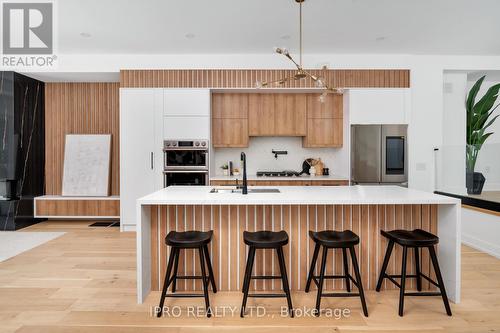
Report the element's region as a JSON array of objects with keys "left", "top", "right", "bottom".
[{"left": 136, "top": 185, "right": 461, "bottom": 304}]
